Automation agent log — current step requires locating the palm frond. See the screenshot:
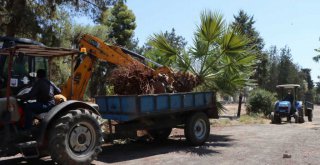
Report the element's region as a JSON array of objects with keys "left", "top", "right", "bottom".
[
  {"left": 149, "top": 33, "right": 178, "bottom": 59},
  {"left": 197, "top": 10, "right": 225, "bottom": 44},
  {"left": 220, "top": 27, "right": 250, "bottom": 56}
]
